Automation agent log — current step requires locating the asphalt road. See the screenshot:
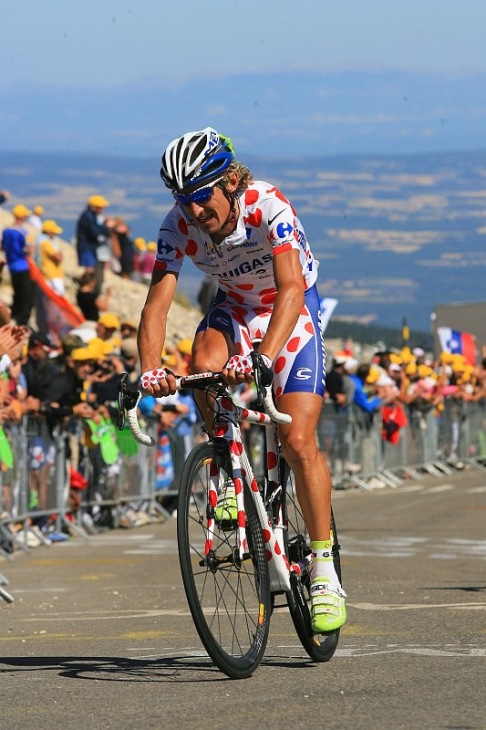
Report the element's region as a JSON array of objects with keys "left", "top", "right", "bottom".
[{"left": 1, "top": 467, "right": 485, "bottom": 730}]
